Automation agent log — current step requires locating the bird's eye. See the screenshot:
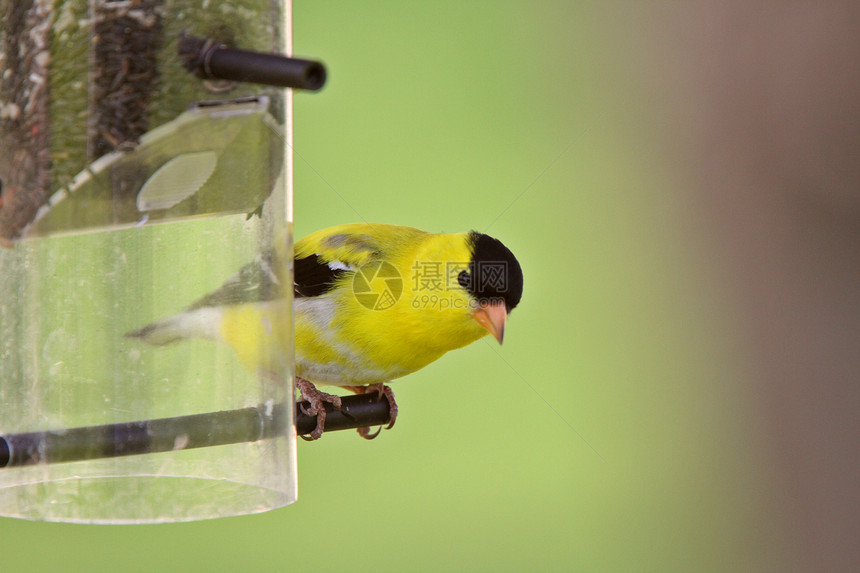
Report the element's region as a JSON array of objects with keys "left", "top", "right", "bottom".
[{"left": 457, "top": 270, "right": 471, "bottom": 289}]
